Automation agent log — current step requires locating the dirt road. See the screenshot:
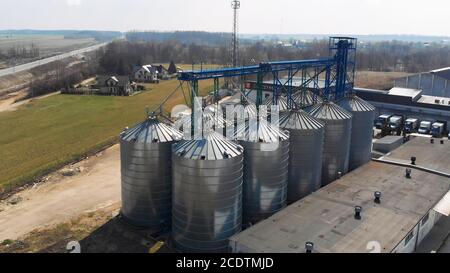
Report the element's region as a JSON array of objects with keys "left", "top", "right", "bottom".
[{"left": 0, "top": 144, "right": 121, "bottom": 242}]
